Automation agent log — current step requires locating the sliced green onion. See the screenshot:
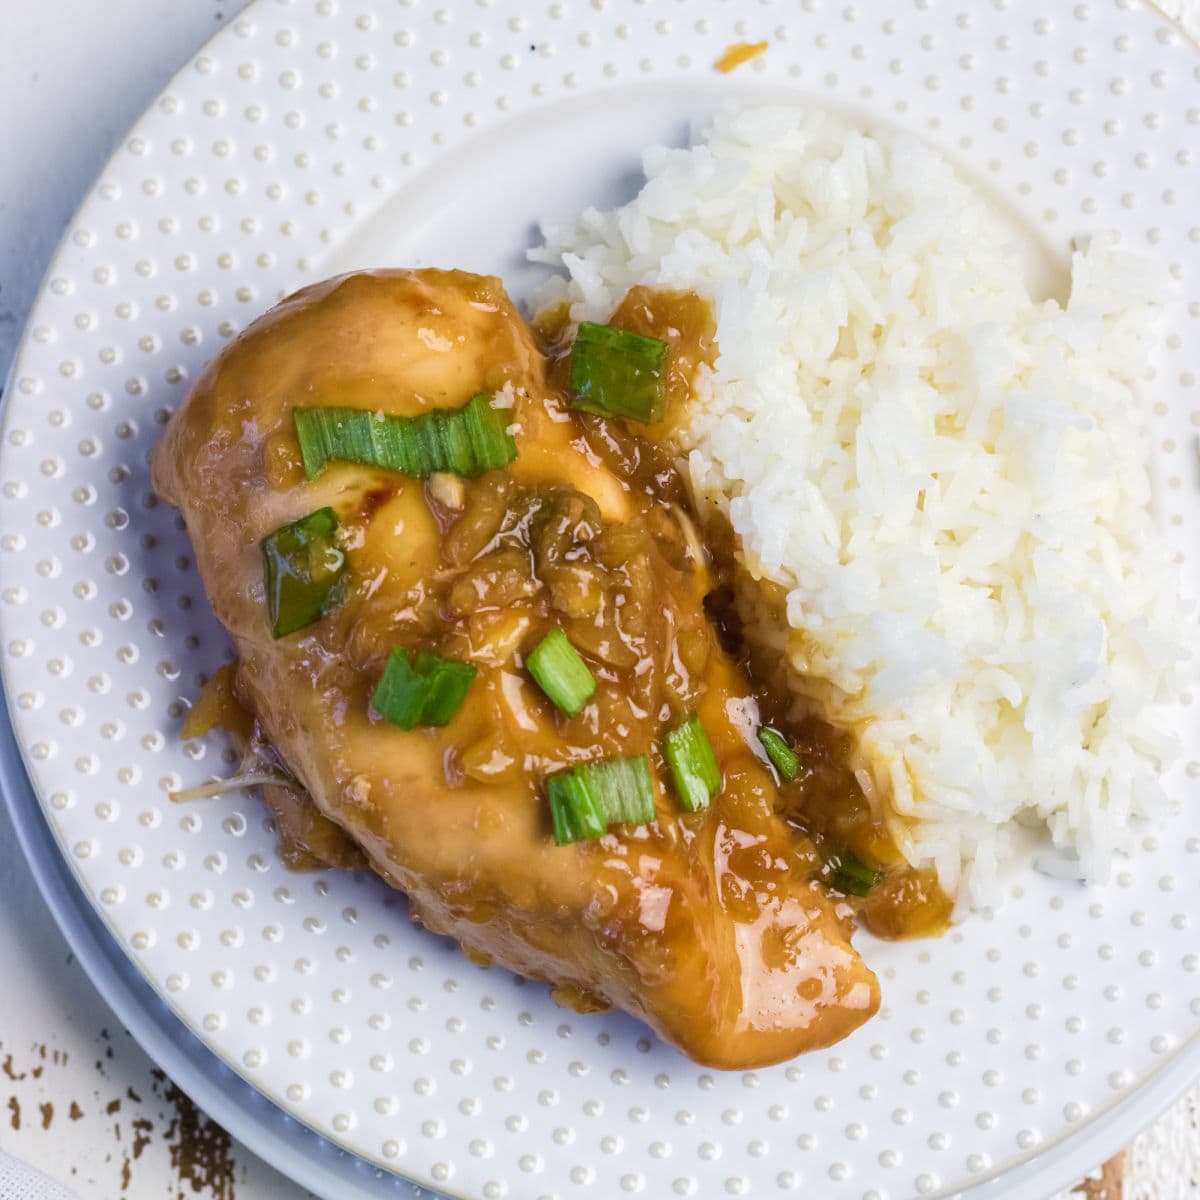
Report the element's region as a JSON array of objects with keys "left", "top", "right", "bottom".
[
  {"left": 663, "top": 714, "right": 722, "bottom": 812},
  {"left": 583, "top": 754, "right": 656, "bottom": 827},
  {"left": 294, "top": 393, "right": 516, "bottom": 482},
  {"left": 546, "top": 768, "right": 607, "bottom": 845},
  {"left": 757, "top": 726, "right": 800, "bottom": 782},
  {"left": 413, "top": 651, "right": 479, "bottom": 725},
  {"left": 544, "top": 754, "right": 656, "bottom": 845},
  {"left": 525, "top": 628, "right": 596, "bottom": 717},
  {"left": 371, "top": 648, "right": 477, "bottom": 730},
  {"left": 437, "top": 406, "right": 474, "bottom": 478},
  {"left": 568, "top": 322, "right": 669, "bottom": 423},
  {"left": 829, "top": 850, "right": 885, "bottom": 898},
  {"left": 462, "top": 389, "right": 515, "bottom": 466},
  {"left": 370, "top": 650, "right": 426, "bottom": 730},
  {"left": 260, "top": 507, "right": 347, "bottom": 639}
]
